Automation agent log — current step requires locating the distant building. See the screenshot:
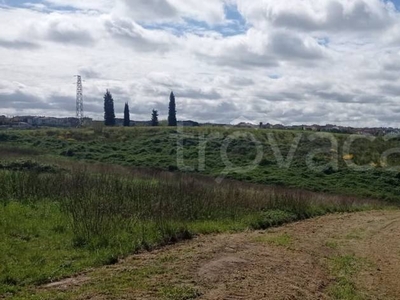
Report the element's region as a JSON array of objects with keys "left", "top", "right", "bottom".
[
  {"left": 12, "top": 122, "right": 32, "bottom": 129},
  {"left": 1, "top": 116, "right": 92, "bottom": 128},
  {"left": 0, "top": 115, "right": 7, "bottom": 125}
]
